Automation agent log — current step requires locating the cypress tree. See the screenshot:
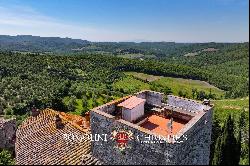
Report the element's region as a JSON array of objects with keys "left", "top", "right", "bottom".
[
  {"left": 210, "top": 114, "right": 222, "bottom": 165},
  {"left": 212, "top": 135, "right": 222, "bottom": 165},
  {"left": 236, "top": 126, "right": 242, "bottom": 164},
  {"left": 220, "top": 115, "right": 239, "bottom": 165},
  {"left": 237, "top": 111, "right": 246, "bottom": 164}
]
